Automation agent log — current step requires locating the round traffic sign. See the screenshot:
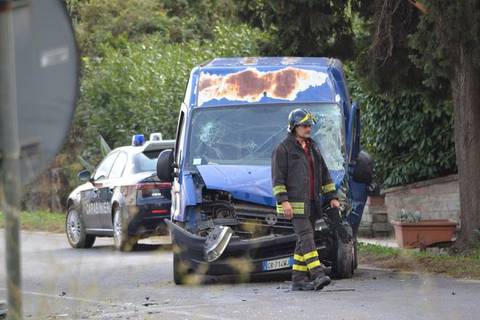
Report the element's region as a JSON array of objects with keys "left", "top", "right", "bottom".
[{"left": 1, "top": 0, "right": 79, "bottom": 184}]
